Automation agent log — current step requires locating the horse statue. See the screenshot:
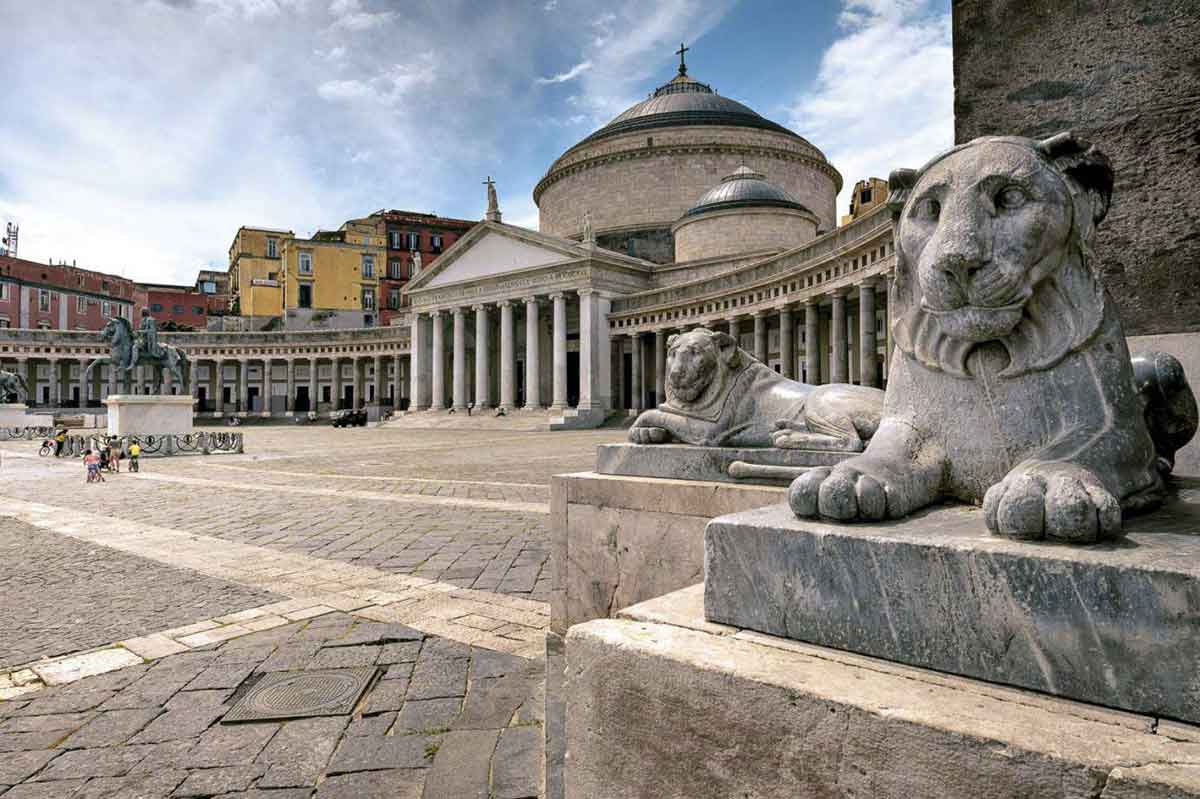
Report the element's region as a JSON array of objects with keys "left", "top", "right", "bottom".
[
  {"left": 85, "top": 316, "right": 189, "bottom": 394},
  {"left": 0, "top": 369, "right": 29, "bottom": 403}
]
